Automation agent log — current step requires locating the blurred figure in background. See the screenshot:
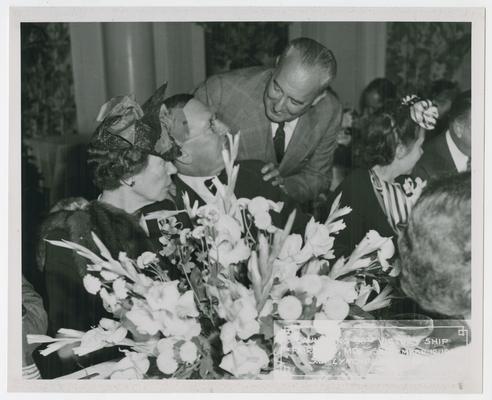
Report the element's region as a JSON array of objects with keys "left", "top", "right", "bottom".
[
  {"left": 358, "top": 78, "right": 398, "bottom": 122},
  {"left": 425, "top": 80, "right": 461, "bottom": 143},
  {"left": 22, "top": 275, "right": 48, "bottom": 379},
  {"left": 413, "top": 90, "right": 471, "bottom": 182}
]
